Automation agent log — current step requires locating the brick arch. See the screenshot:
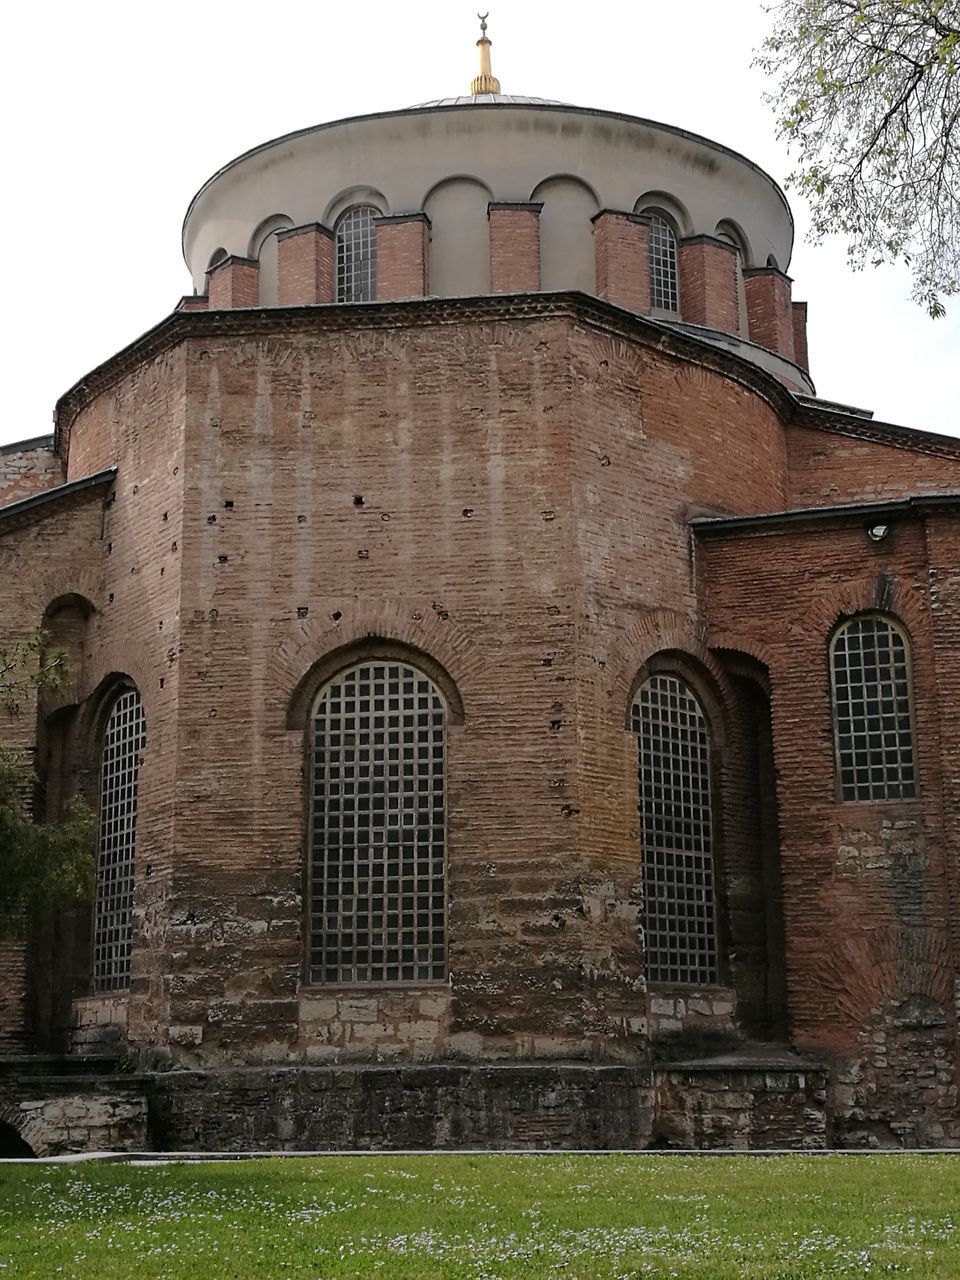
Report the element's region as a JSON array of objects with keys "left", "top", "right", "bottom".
[
  {"left": 816, "top": 925, "right": 952, "bottom": 1036},
  {"left": 793, "top": 572, "right": 927, "bottom": 644},
  {"left": 73, "top": 634, "right": 159, "bottom": 717},
  {"left": 706, "top": 631, "right": 777, "bottom": 675},
  {"left": 0, "top": 1099, "right": 45, "bottom": 1157},
  {"left": 30, "top": 566, "right": 103, "bottom": 622},
  {"left": 323, "top": 185, "right": 389, "bottom": 228},
  {"left": 610, "top": 610, "right": 728, "bottom": 727},
  {"left": 712, "top": 648, "right": 772, "bottom": 699},
  {"left": 73, "top": 669, "right": 149, "bottom": 763},
  {"left": 273, "top": 602, "right": 482, "bottom": 732},
  {"left": 286, "top": 637, "right": 465, "bottom": 731},
  {"left": 625, "top": 649, "right": 729, "bottom": 752},
  {"left": 36, "top": 592, "right": 98, "bottom": 716}
]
